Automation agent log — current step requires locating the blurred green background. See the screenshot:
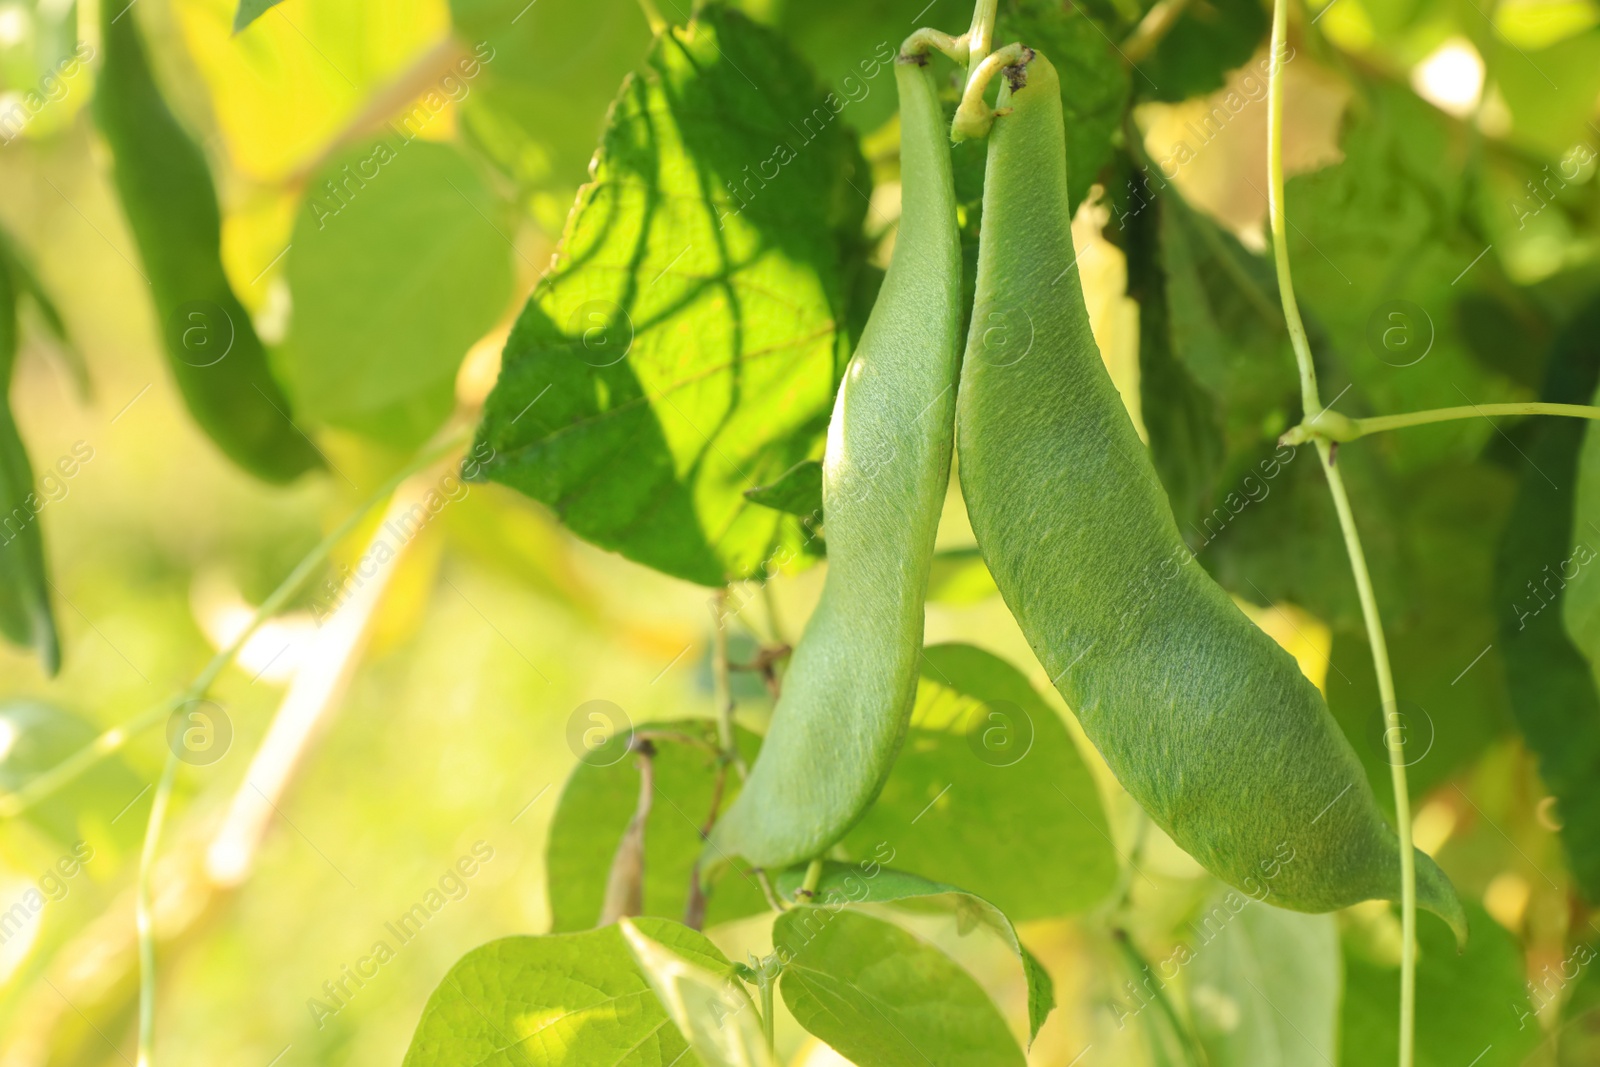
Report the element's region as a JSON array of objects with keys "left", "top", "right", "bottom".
[{"left": 1, "top": 0, "right": 1599, "bottom": 1064}]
